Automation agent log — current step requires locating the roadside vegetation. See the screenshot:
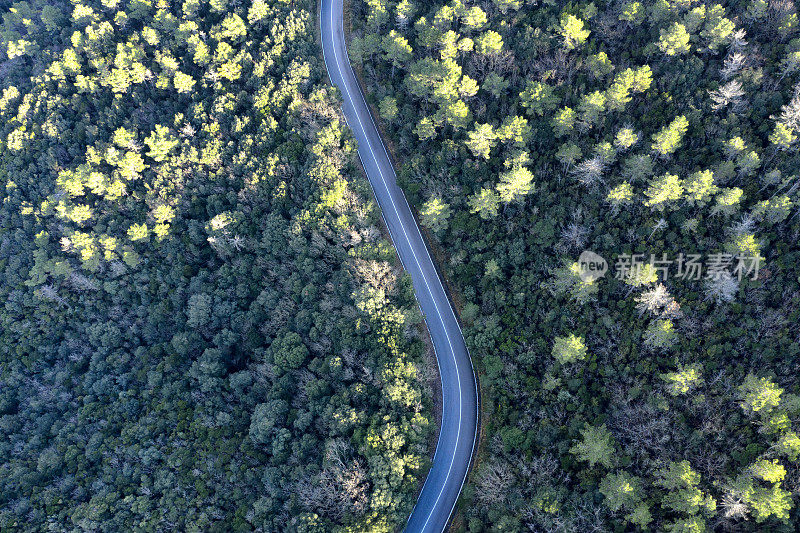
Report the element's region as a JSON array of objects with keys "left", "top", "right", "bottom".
[
  {"left": 0, "top": 0, "right": 432, "bottom": 530},
  {"left": 350, "top": 0, "right": 800, "bottom": 529}
]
